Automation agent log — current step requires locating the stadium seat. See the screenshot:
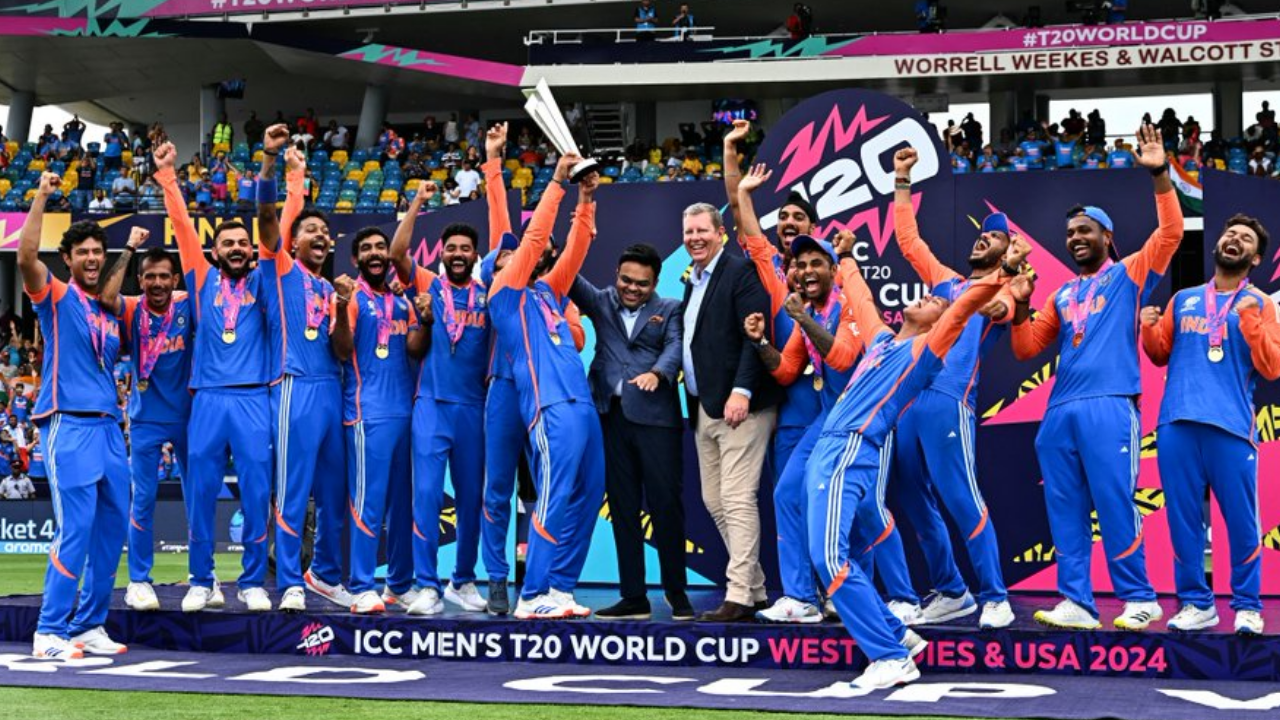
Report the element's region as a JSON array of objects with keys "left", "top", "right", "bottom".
[
  {"left": 602, "top": 166, "right": 621, "bottom": 179},
  {"left": 504, "top": 159, "right": 522, "bottom": 173},
  {"left": 376, "top": 202, "right": 396, "bottom": 214},
  {"left": 334, "top": 200, "right": 354, "bottom": 214},
  {"left": 379, "top": 190, "right": 399, "bottom": 203},
  {"left": 346, "top": 170, "right": 365, "bottom": 183},
  {"left": 352, "top": 149, "right": 370, "bottom": 164},
  {"left": 363, "top": 160, "right": 381, "bottom": 173},
  {"left": 27, "top": 159, "right": 45, "bottom": 172},
  {"left": 0, "top": 179, "right": 10, "bottom": 198},
  {"left": 430, "top": 169, "right": 449, "bottom": 182},
  {"left": 331, "top": 150, "right": 349, "bottom": 166}
]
